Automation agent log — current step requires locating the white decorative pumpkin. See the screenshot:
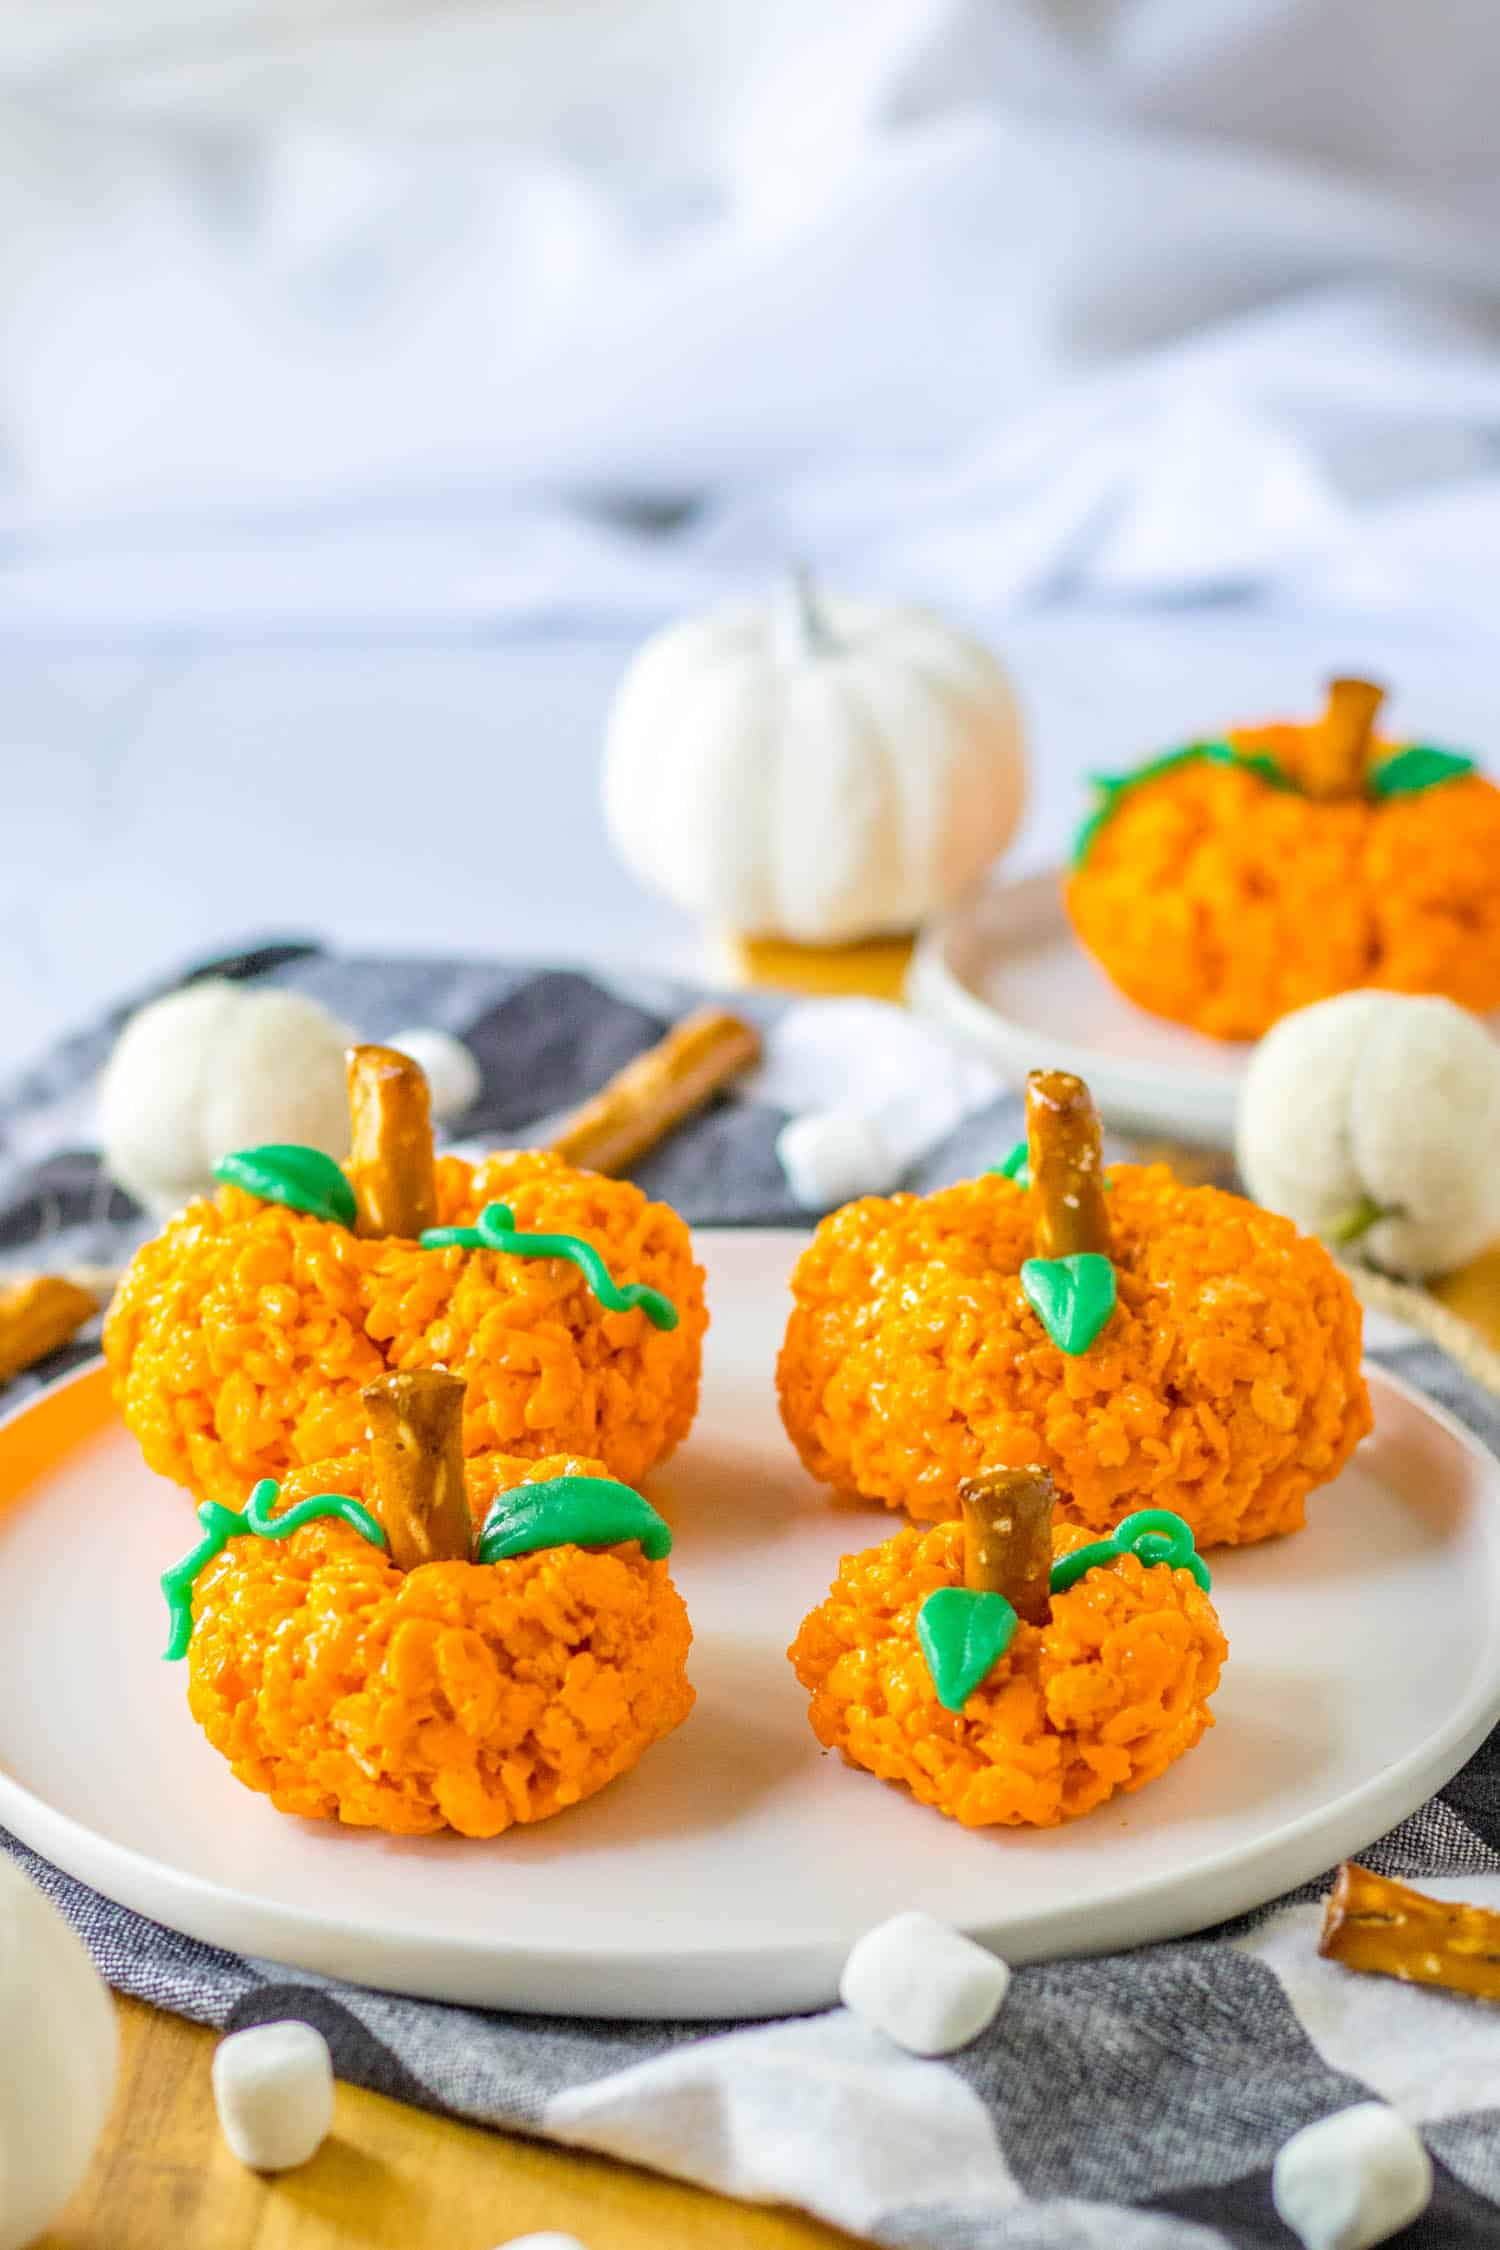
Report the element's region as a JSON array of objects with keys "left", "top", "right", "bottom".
[
  {"left": 99, "top": 981, "right": 351, "bottom": 1215},
  {"left": 1237, "top": 991, "right": 1500, "bottom": 1279},
  {"left": 602, "top": 577, "right": 1025, "bottom": 945},
  {"left": 0, "top": 1856, "right": 117, "bottom": 2249}
]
